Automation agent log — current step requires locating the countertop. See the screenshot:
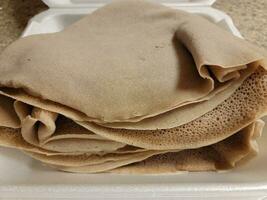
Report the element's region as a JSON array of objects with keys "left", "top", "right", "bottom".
[{"left": 0, "top": 0, "right": 266, "bottom": 53}]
